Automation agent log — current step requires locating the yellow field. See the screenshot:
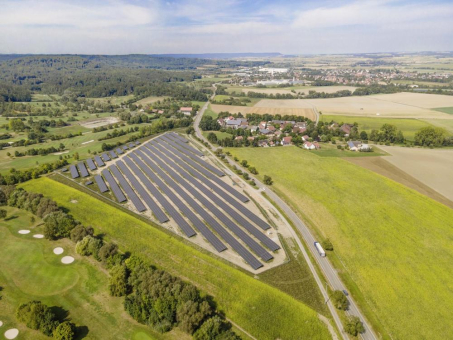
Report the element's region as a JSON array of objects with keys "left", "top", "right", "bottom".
[
  {"left": 231, "top": 86, "right": 357, "bottom": 95},
  {"left": 378, "top": 146, "right": 453, "bottom": 201},
  {"left": 253, "top": 93, "right": 453, "bottom": 119},
  {"left": 210, "top": 104, "right": 316, "bottom": 120}
]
